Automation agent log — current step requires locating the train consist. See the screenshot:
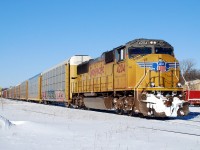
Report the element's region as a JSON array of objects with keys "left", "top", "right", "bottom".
[{"left": 2, "top": 38, "right": 189, "bottom": 117}]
